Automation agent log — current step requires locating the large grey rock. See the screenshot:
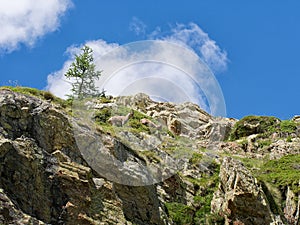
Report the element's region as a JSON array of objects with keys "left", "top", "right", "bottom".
[
  {"left": 116, "top": 93, "right": 234, "bottom": 142},
  {"left": 284, "top": 186, "right": 300, "bottom": 224}
]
